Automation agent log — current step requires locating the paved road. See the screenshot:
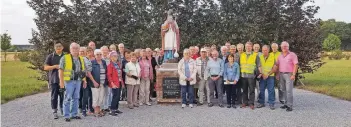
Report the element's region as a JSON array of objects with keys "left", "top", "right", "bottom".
[{"left": 1, "top": 89, "right": 351, "bottom": 127}]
